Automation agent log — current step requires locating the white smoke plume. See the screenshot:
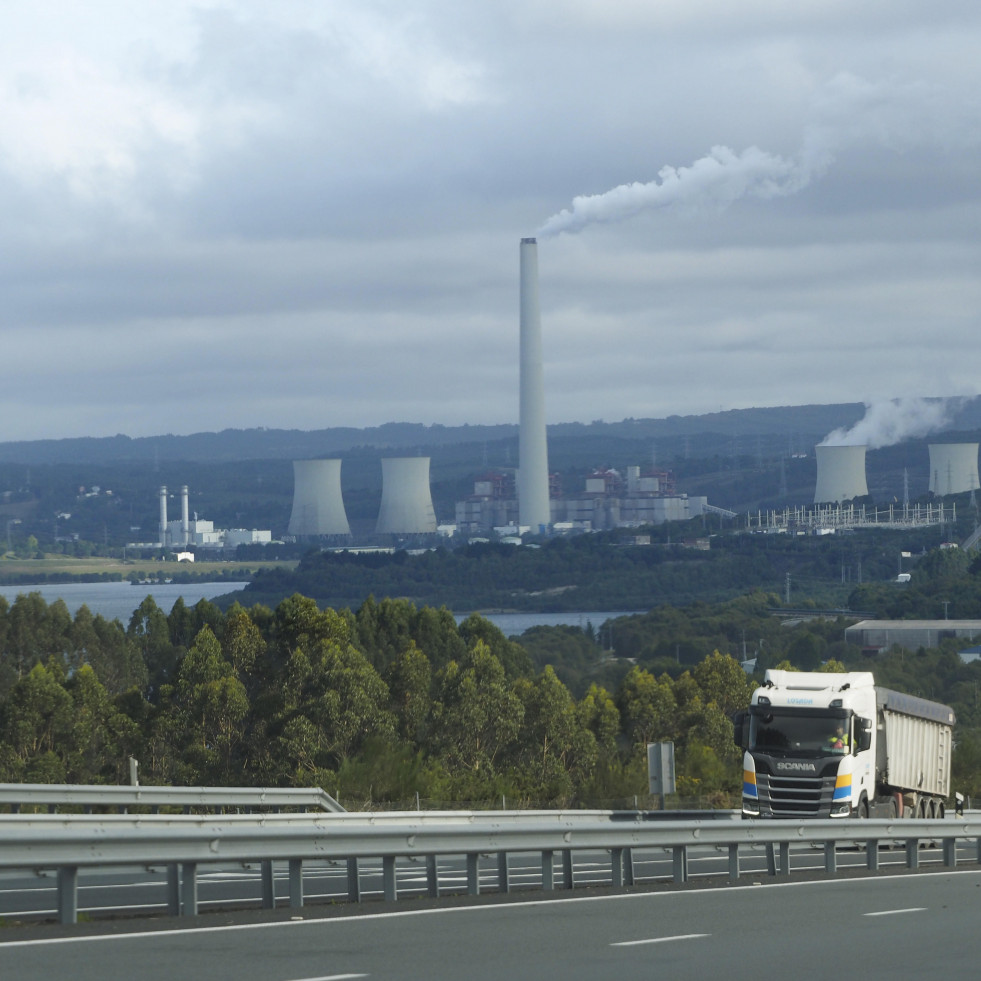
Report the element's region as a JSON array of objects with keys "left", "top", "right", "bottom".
[
  {"left": 537, "top": 71, "right": 960, "bottom": 238},
  {"left": 538, "top": 144, "right": 825, "bottom": 238},
  {"left": 820, "top": 397, "right": 958, "bottom": 450}
]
